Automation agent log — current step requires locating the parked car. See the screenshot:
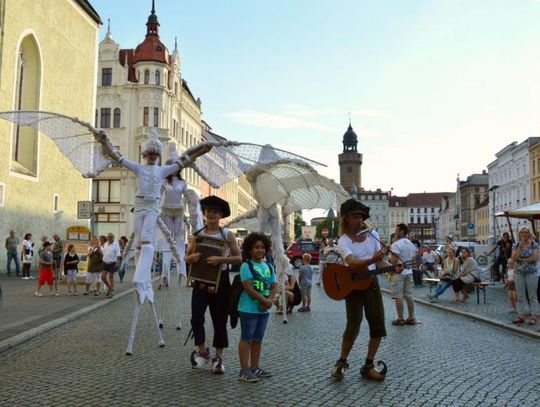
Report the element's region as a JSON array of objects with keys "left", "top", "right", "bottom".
[{"left": 286, "top": 241, "right": 320, "bottom": 268}]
